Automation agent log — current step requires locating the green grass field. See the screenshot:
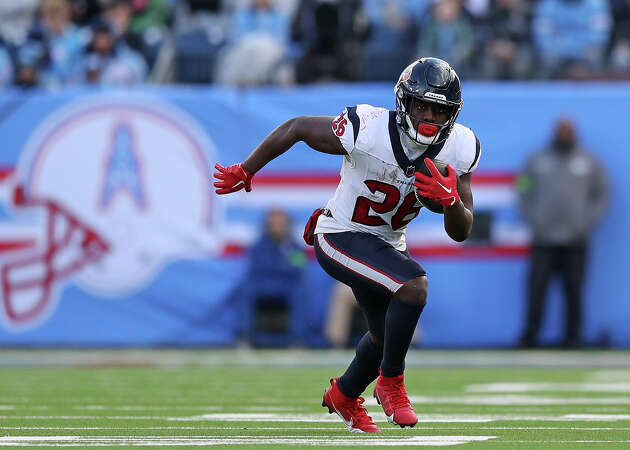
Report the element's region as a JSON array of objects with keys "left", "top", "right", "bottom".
[{"left": 1, "top": 349, "right": 630, "bottom": 448}]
